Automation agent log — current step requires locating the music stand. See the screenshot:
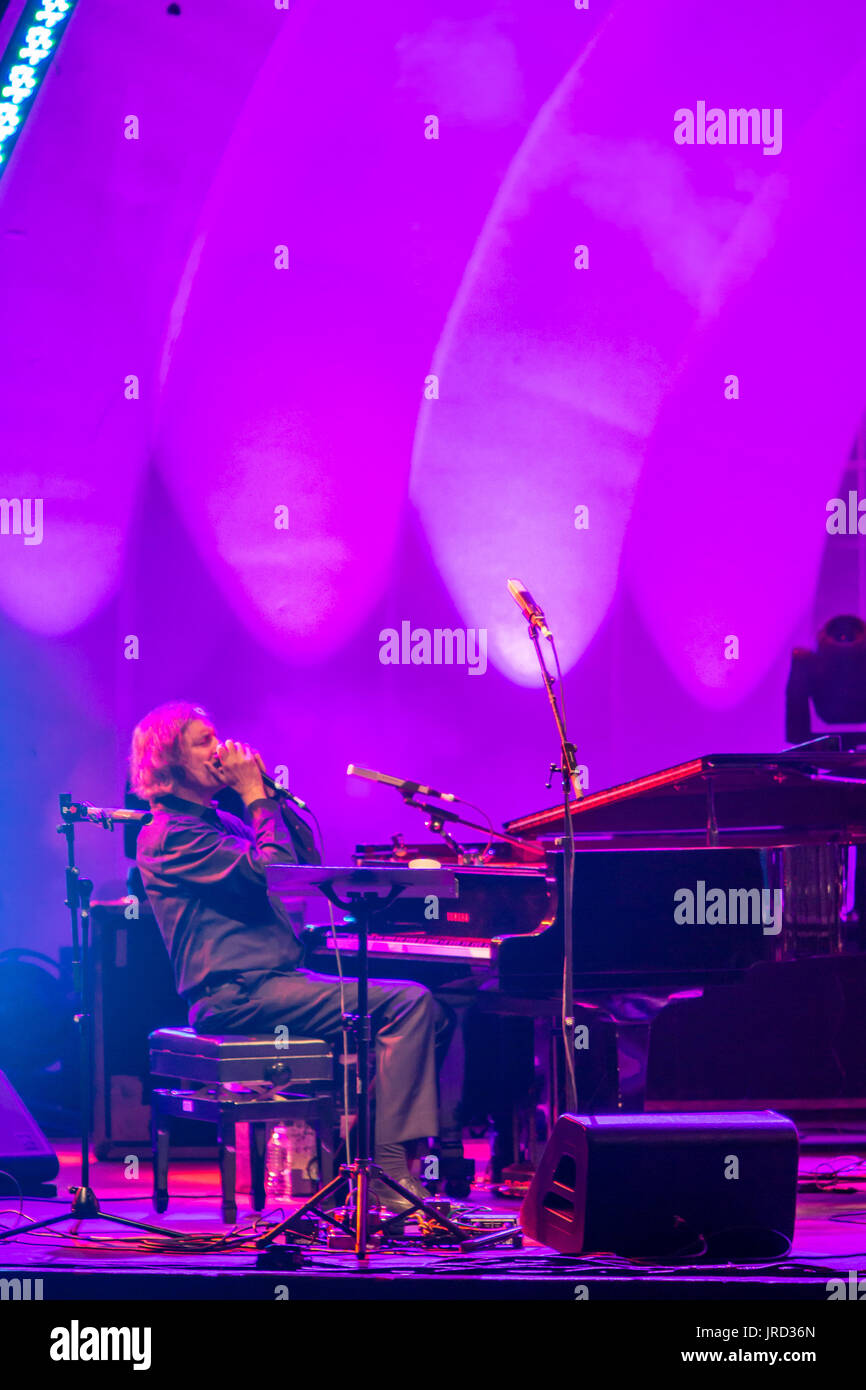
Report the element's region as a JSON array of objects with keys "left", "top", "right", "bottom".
[{"left": 256, "top": 865, "right": 498, "bottom": 1258}]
